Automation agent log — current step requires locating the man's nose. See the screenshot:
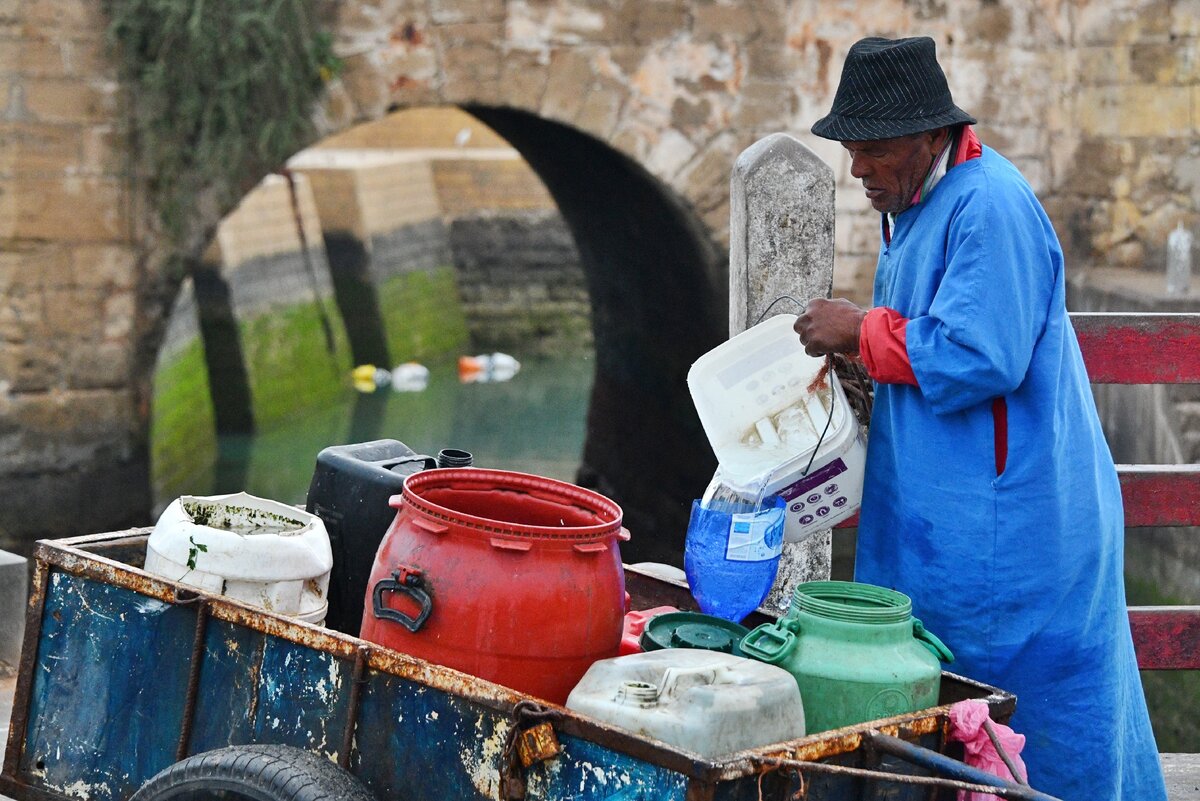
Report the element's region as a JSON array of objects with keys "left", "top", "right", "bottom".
[{"left": 849, "top": 154, "right": 870, "bottom": 179}]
